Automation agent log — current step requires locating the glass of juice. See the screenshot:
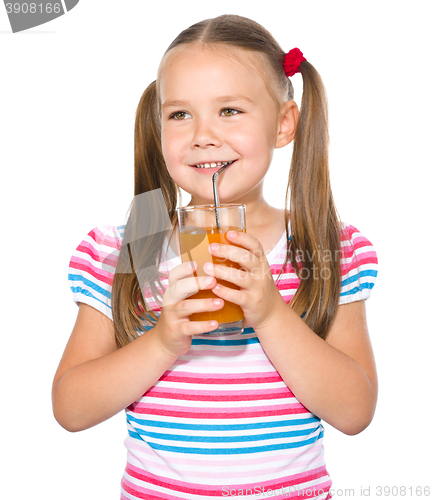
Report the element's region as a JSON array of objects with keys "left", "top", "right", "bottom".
[{"left": 176, "top": 204, "right": 246, "bottom": 336}]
